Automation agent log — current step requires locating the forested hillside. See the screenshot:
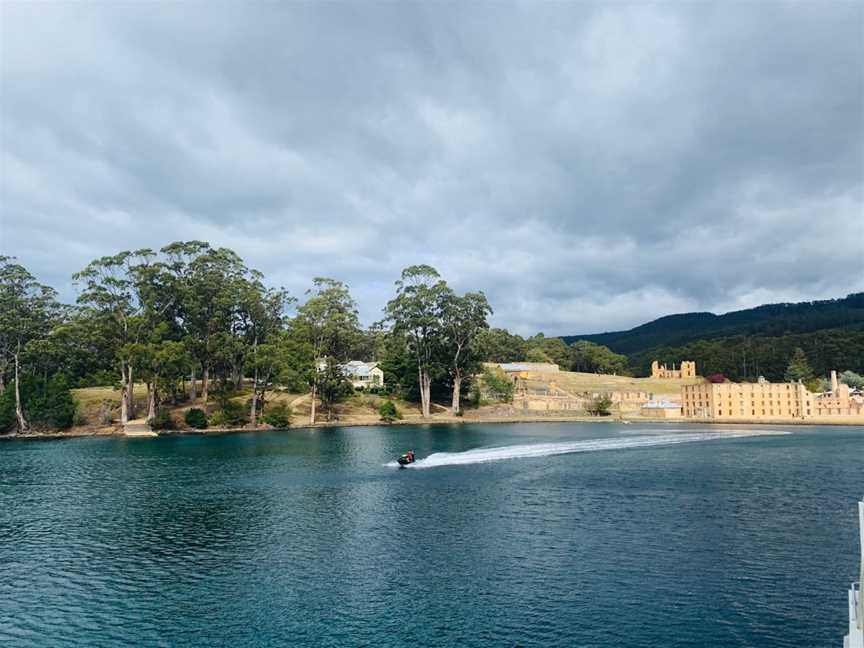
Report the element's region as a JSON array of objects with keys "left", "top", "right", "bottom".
[
  {"left": 562, "top": 294, "right": 864, "bottom": 380},
  {"left": 562, "top": 294, "right": 864, "bottom": 353}
]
